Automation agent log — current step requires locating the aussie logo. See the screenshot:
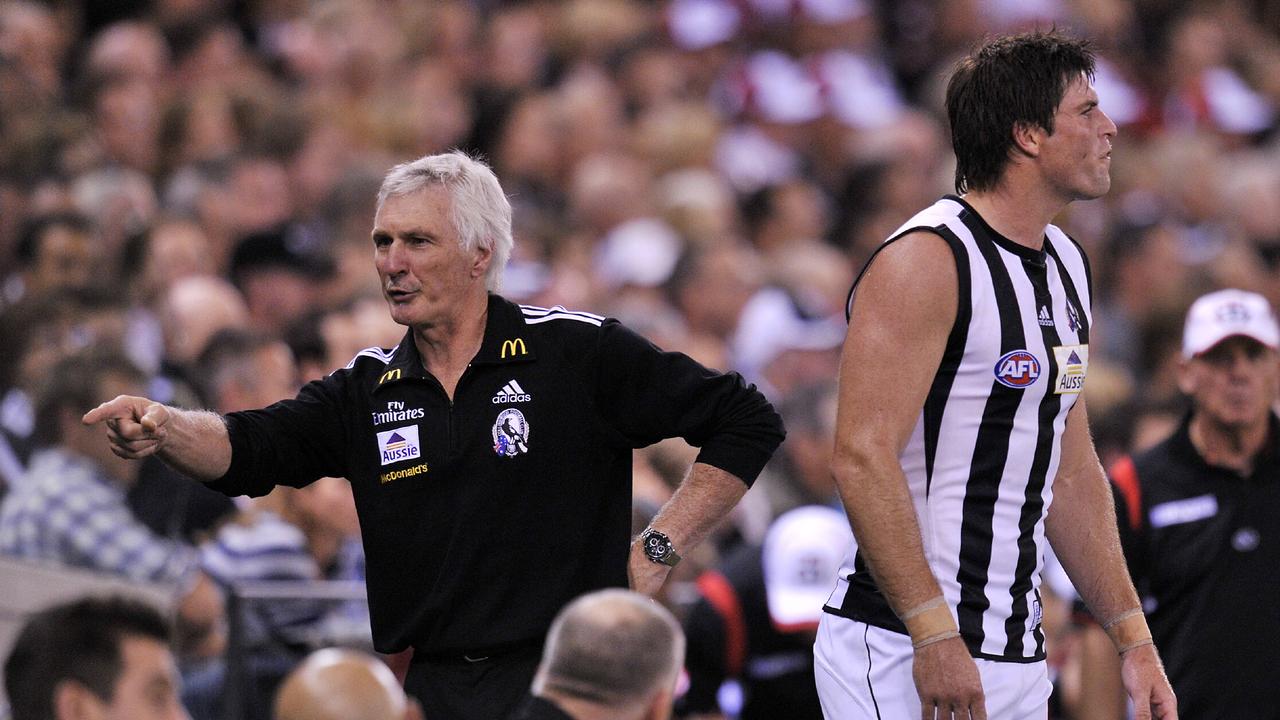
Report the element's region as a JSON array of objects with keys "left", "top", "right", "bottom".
[
  {"left": 492, "top": 379, "right": 532, "bottom": 404},
  {"left": 492, "top": 408, "right": 530, "bottom": 457},
  {"left": 376, "top": 425, "right": 421, "bottom": 466},
  {"left": 372, "top": 400, "right": 425, "bottom": 425},
  {"left": 1053, "top": 344, "right": 1089, "bottom": 395},
  {"left": 994, "top": 350, "right": 1041, "bottom": 388}
]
